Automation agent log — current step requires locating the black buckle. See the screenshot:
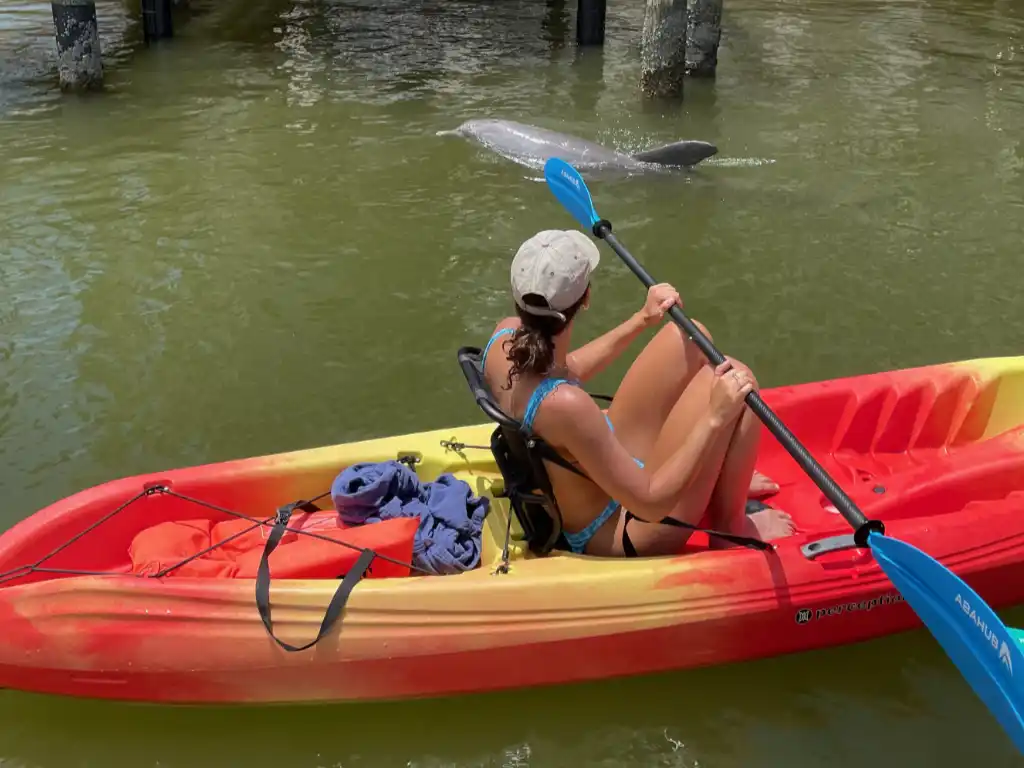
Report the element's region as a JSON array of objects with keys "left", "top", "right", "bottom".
[{"left": 274, "top": 503, "right": 296, "bottom": 527}]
